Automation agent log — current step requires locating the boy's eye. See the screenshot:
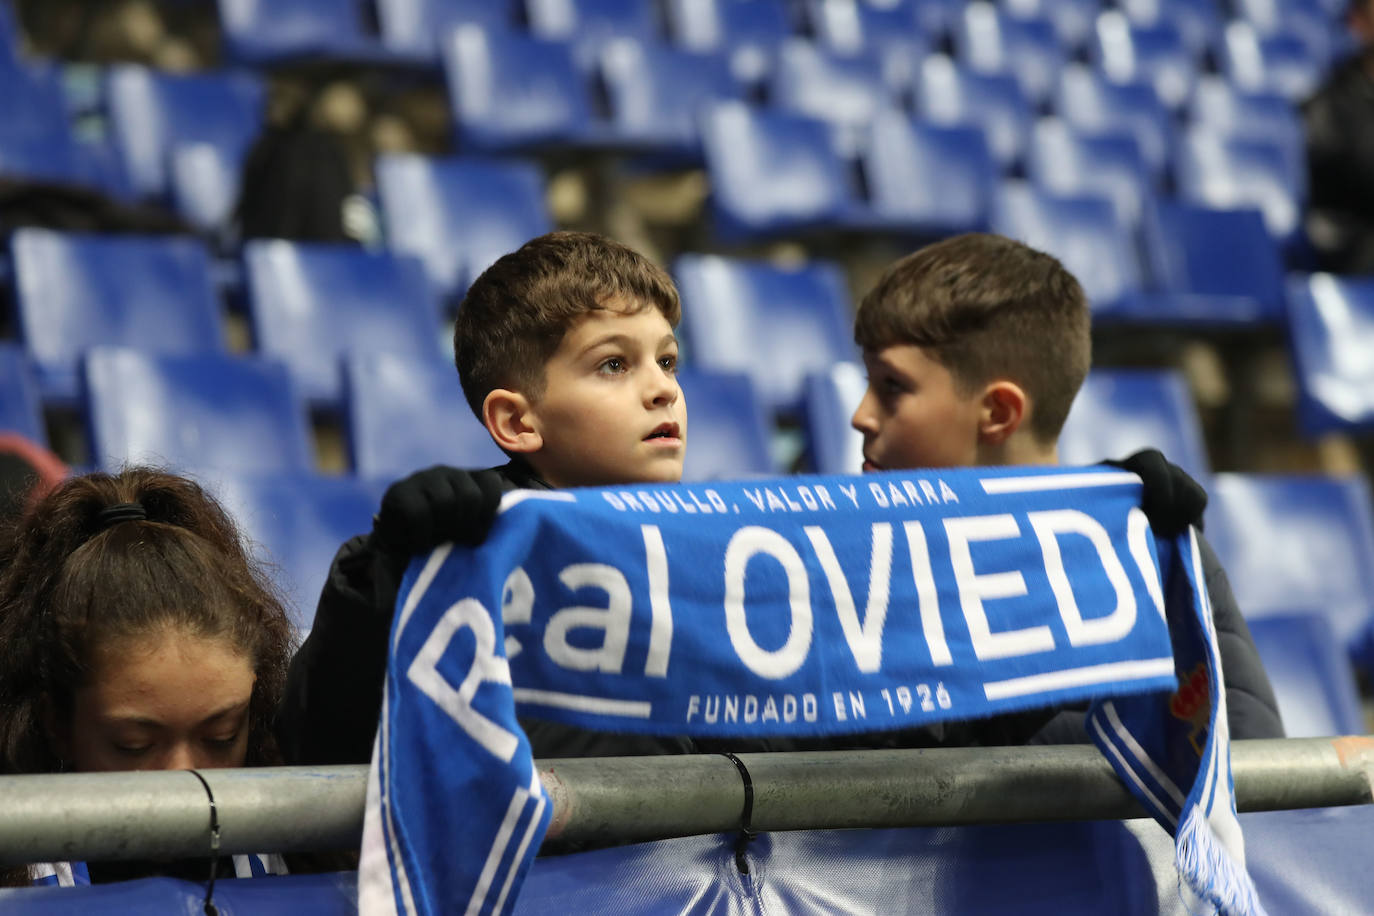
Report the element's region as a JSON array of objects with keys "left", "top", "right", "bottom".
[
  {"left": 658, "top": 354, "right": 678, "bottom": 373},
  {"left": 113, "top": 743, "right": 152, "bottom": 756},
  {"left": 598, "top": 357, "right": 627, "bottom": 374},
  {"left": 205, "top": 732, "right": 240, "bottom": 749}
]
